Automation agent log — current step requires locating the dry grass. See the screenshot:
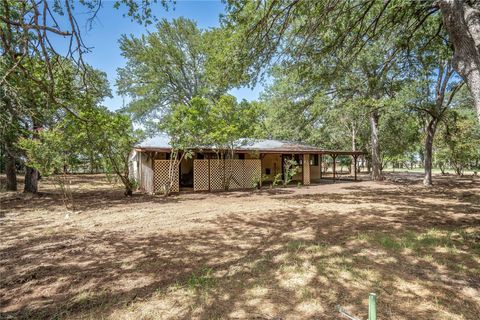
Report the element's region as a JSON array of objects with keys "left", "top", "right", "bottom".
[{"left": 1, "top": 173, "right": 479, "bottom": 319}]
